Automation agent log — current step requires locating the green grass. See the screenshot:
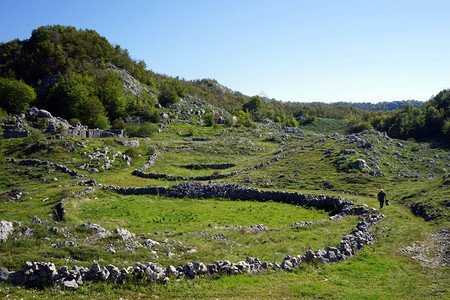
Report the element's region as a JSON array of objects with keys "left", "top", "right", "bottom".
[
  {"left": 0, "top": 122, "right": 449, "bottom": 299},
  {"left": 299, "top": 118, "right": 348, "bottom": 135}
]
